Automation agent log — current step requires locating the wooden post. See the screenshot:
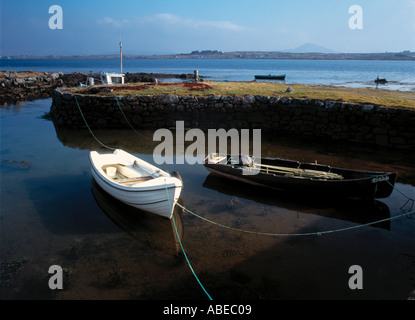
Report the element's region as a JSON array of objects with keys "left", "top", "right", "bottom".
[{"left": 194, "top": 70, "right": 199, "bottom": 81}]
